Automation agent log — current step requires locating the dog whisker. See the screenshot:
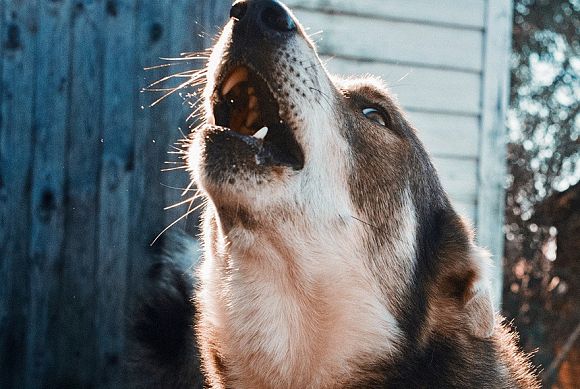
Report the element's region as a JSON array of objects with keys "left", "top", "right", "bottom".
[
  {"left": 150, "top": 201, "right": 206, "bottom": 246},
  {"left": 160, "top": 165, "right": 188, "bottom": 172},
  {"left": 181, "top": 180, "right": 196, "bottom": 197},
  {"left": 160, "top": 182, "right": 197, "bottom": 192},
  {"left": 164, "top": 195, "right": 197, "bottom": 211}
]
